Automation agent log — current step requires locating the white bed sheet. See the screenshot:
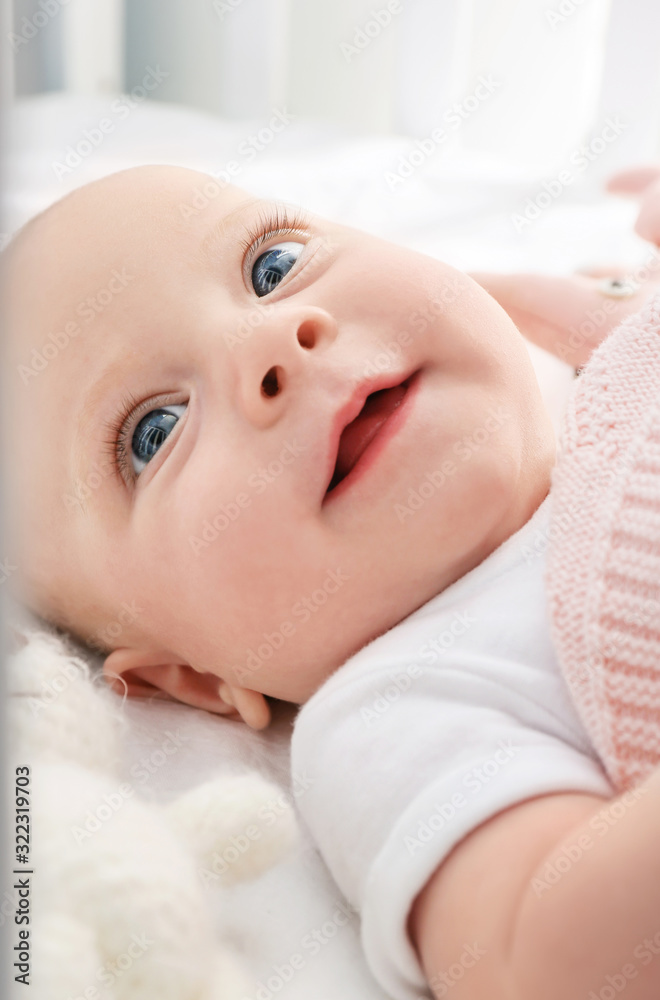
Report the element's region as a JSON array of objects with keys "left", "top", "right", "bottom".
[{"left": 3, "top": 92, "right": 651, "bottom": 999}]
